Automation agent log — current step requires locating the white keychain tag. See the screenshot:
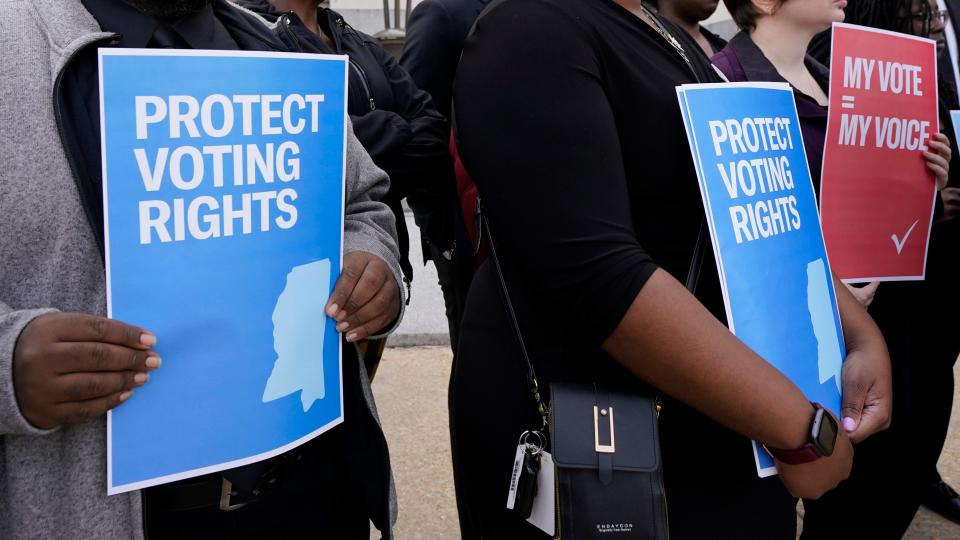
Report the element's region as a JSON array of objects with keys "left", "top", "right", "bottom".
[
  {"left": 506, "top": 443, "right": 525, "bottom": 510},
  {"left": 526, "top": 450, "right": 556, "bottom": 537}
]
